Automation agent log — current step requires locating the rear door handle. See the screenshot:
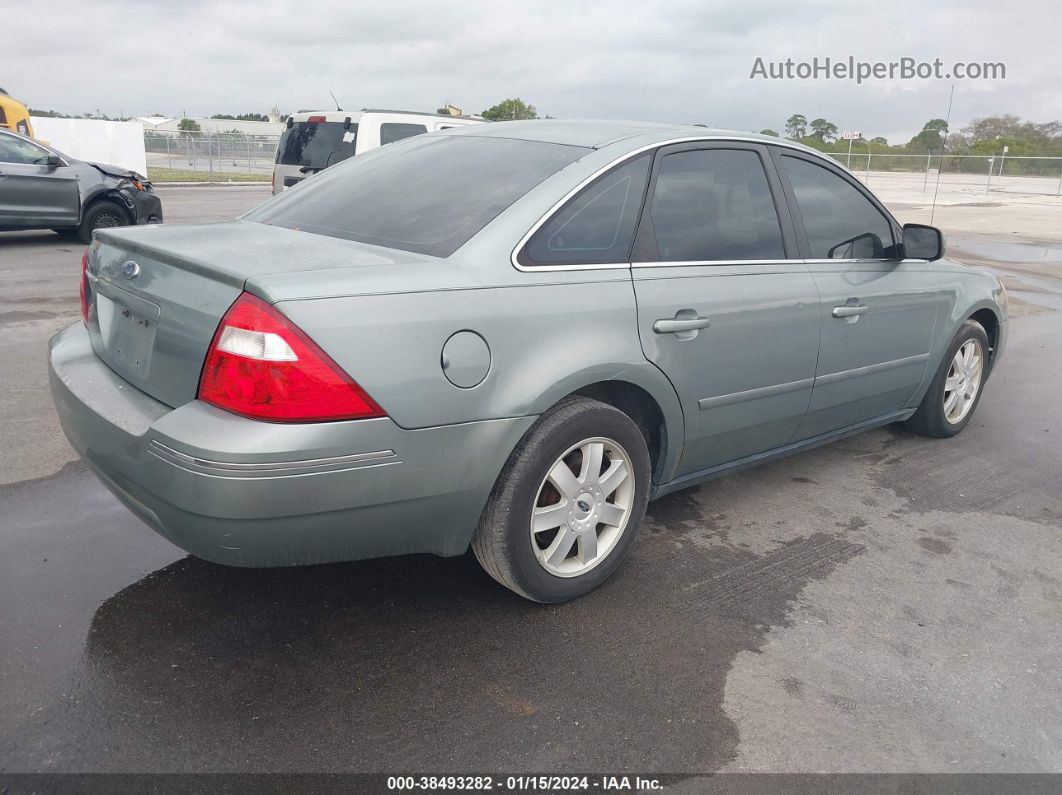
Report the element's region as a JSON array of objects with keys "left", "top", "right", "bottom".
[
  {"left": 653, "top": 317, "right": 711, "bottom": 334},
  {"left": 832, "top": 304, "right": 867, "bottom": 318}
]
